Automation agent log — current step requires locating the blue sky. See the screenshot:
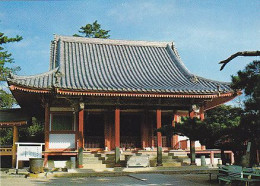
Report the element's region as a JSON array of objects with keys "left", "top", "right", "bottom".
[{"left": 1, "top": 0, "right": 259, "bottom": 83}]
